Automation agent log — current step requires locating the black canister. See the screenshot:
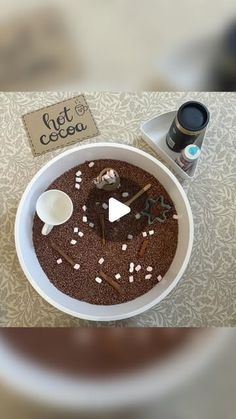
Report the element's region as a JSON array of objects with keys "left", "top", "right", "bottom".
[
  {"left": 166, "top": 101, "right": 210, "bottom": 152},
  {"left": 212, "top": 21, "right": 236, "bottom": 91}
]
